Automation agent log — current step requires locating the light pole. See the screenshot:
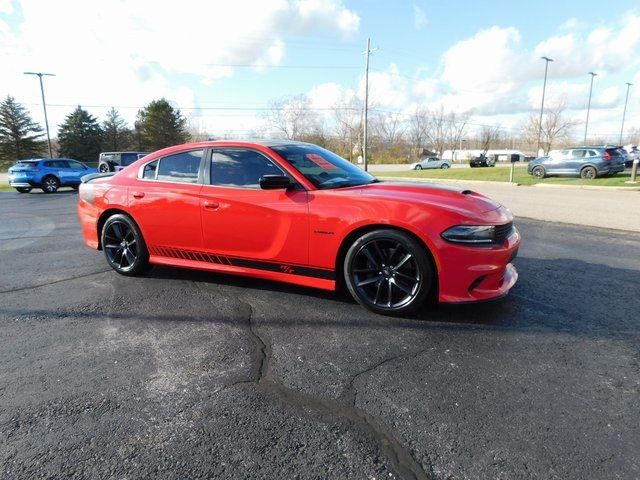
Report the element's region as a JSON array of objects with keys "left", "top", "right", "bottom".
[
  {"left": 362, "top": 38, "right": 376, "bottom": 172},
  {"left": 584, "top": 72, "right": 597, "bottom": 145},
  {"left": 536, "top": 57, "right": 553, "bottom": 156},
  {"left": 619, "top": 82, "right": 632, "bottom": 145},
  {"left": 24, "top": 71, "right": 55, "bottom": 158}
]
